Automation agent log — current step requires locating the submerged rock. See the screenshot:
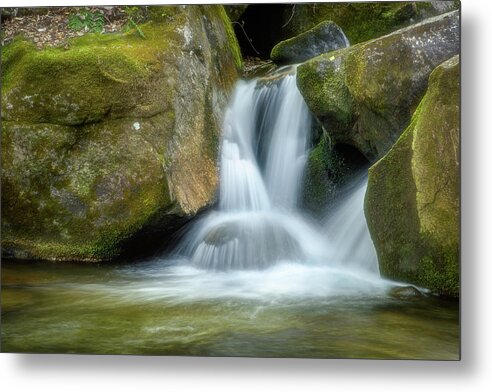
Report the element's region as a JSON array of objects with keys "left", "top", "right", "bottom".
[
  {"left": 365, "top": 55, "right": 460, "bottom": 297},
  {"left": 193, "top": 217, "right": 304, "bottom": 270},
  {"left": 1, "top": 5, "right": 242, "bottom": 262},
  {"left": 270, "top": 20, "right": 349, "bottom": 65},
  {"left": 297, "top": 10, "right": 460, "bottom": 161},
  {"left": 388, "top": 285, "right": 423, "bottom": 299}
]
